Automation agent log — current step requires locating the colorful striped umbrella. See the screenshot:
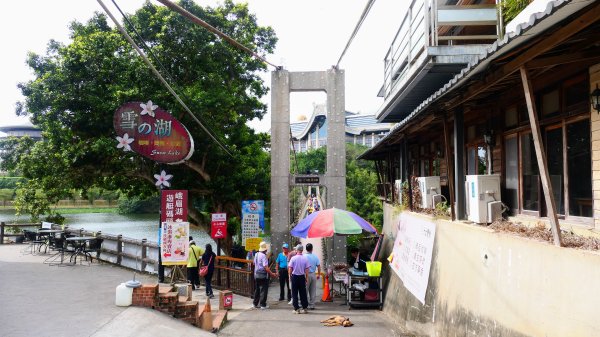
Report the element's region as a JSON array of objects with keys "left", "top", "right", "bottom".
[{"left": 291, "top": 208, "right": 378, "bottom": 238}]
